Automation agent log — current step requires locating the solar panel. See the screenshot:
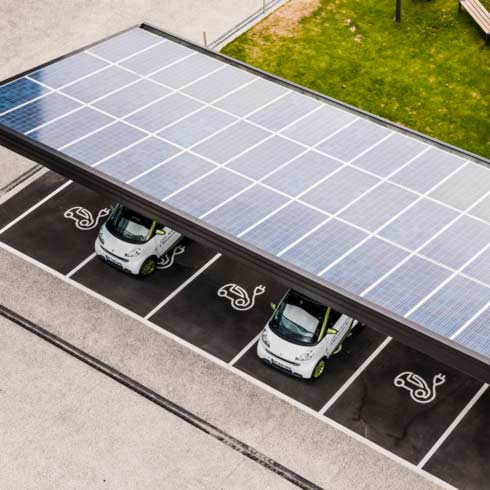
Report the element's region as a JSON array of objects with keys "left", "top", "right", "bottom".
[
  {"left": 262, "top": 151, "right": 341, "bottom": 197},
  {"left": 1, "top": 26, "right": 490, "bottom": 375},
  {"left": 364, "top": 257, "right": 452, "bottom": 316},
  {"left": 463, "top": 248, "right": 490, "bottom": 285},
  {"left": 454, "top": 307, "right": 490, "bottom": 357},
  {"left": 390, "top": 147, "right": 465, "bottom": 193},
  {"left": 96, "top": 137, "right": 180, "bottom": 181},
  {"left": 203, "top": 185, "right": 289, "bottom": 236},
  {"left": 409, "top": 276, "right": 489, "bottom": 338},
  {"left": 323, "top": 238, "right": 409, "bottom": 295},
  {"left": 0, "top": 93, "right": 81, "bottom": 133}
]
